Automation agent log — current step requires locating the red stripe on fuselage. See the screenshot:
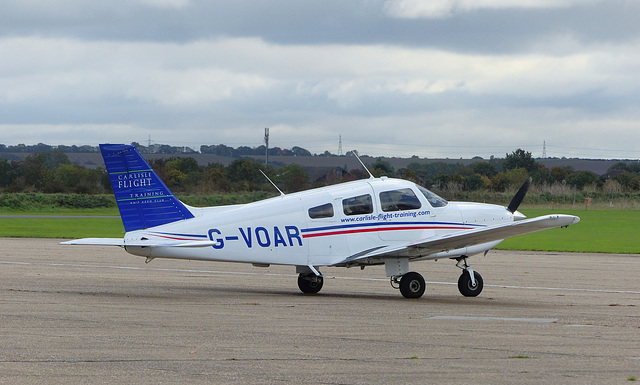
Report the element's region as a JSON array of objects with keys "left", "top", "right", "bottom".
[{"left": 302, "top": 226, "right": 472, "bottom": 239}]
